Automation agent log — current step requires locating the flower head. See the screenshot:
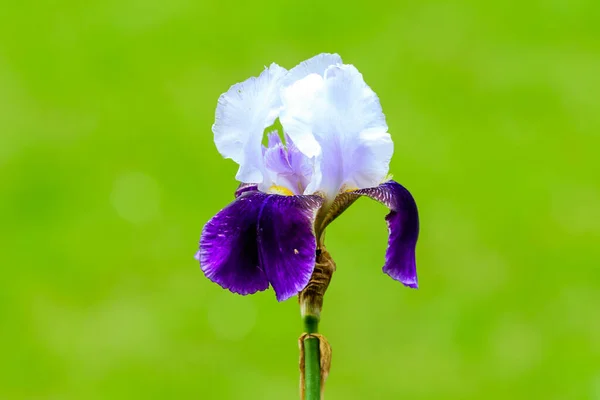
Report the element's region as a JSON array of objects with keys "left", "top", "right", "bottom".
[{"left": 197, "top": 53, "right": 419, "bottom": 301}]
